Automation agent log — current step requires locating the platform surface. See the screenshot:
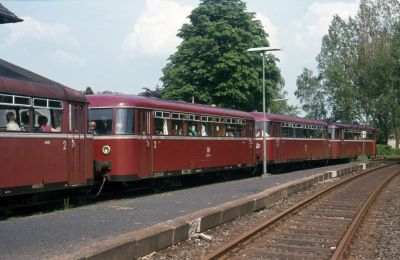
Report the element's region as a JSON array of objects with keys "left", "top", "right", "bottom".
[{"left": 0, "top": 162, "right": 358, "bottom": 260}]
